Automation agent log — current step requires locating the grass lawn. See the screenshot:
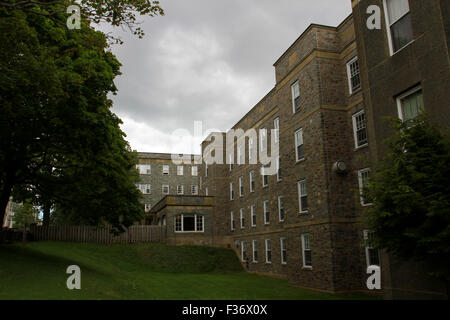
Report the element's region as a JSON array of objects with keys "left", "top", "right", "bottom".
[{"left": 0, "top": 241, "right": 378, "bottom": 300}]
